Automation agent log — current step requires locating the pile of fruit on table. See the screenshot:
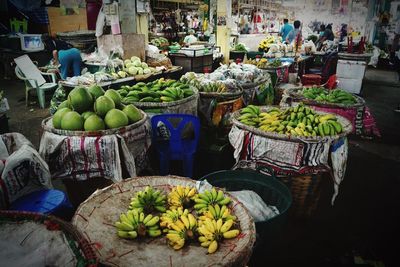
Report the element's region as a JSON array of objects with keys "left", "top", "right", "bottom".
[
  {"left": 117, "top": 78, "right": 195, "bottom": 104},
  {"left": 52, "top": 85, "right": 142, "bottom": 131},
  {"left": 109, "top": 56, "right": 157, "bottom": 79},
  {"left": 115, "top": 185, "right": 241, "bottom": 254},
  {"left": 300, "top": 87, "right": 357, "bottom": 105},
  {"left": 237, "top": 104, "right": 345, "bottom": 137}
]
